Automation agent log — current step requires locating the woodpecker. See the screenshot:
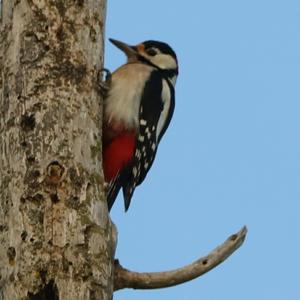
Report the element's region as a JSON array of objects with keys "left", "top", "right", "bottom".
[{"left": 103, "top": 38, "right": 178, "bottom": 211}]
